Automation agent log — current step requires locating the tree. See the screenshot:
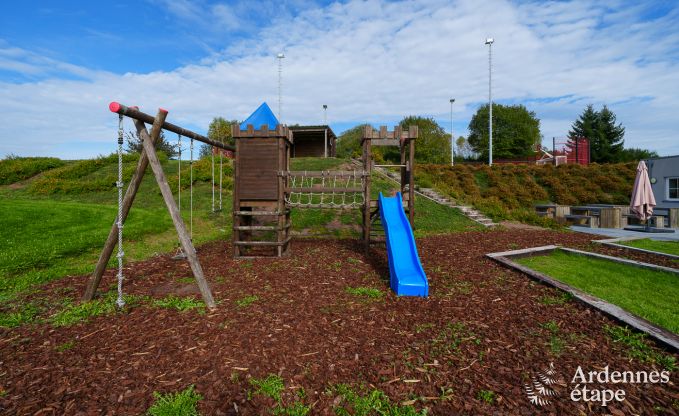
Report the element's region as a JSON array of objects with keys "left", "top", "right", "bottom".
[
  {"left": 398, "top": 116, "right": 451, "bottom": 165},
  {"left": 199, "top": 117, "right": 237, "bottom": 159},
  {"left": 467, "top": 103, "right": 541, "bottom": 160},
  {"left": 336, "top": 124, "right": 368, "bottom": 159},
  {"left": 125, "top": 129, "right": 177, "bottom": 158},
  {"left": 616, "top": 147, "right": 658, "bottom": 162},
  {"left": 569, "top": 104, "right": 625, "bottom": 163}
]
